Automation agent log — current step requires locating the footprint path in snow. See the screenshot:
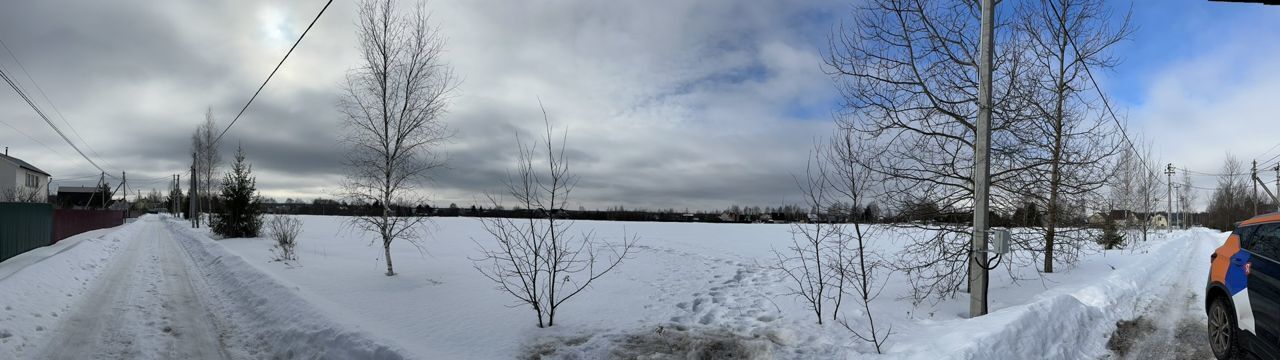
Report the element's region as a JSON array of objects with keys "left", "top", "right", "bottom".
[{"left": 632, "top": 244, "right": 786, "bottom": 333}]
